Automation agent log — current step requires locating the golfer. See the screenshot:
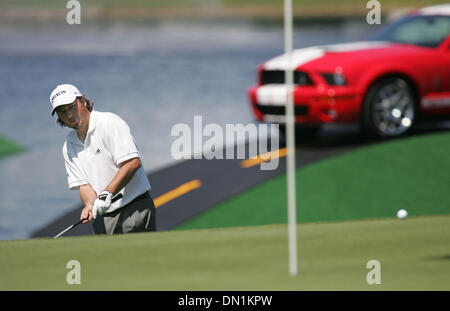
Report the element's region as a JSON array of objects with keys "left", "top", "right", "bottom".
[{"left": 50, "top": 84, "right": 156, "bottom": 234}]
